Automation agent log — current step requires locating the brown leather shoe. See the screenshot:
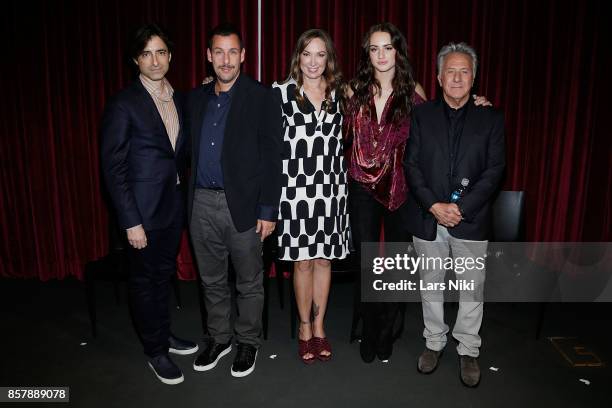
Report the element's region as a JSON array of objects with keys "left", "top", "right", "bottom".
[
  {"left": 417, "top": 348, "right": 442, "bottom": 374},
  {"left": 459, "top": 355, "right": 481, "bottom": 387}
]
